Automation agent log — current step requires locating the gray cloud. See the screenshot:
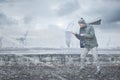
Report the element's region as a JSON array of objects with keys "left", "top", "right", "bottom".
[
  {"left": 0, "top": 12, "right": 17, "bottom": 26},
  {"left": 0, "top": 0, "right": 31, "bottom": 3},
  {"left": 0, "top": 0, "right": 8, "bottom": 3},
  {"left": 0, "top": 0, "right": 16, "bottom": 4},
  {"left": 76, "top": 0, "right": 120, "bottom": 30},
  {"left": 97, "top": 1, "right": 120, "bottom": 24},
  {"left": 103, "top": 10, "right": 120, "bottom": 23},
  {"left": 23, "top": 16, "right": 33, "bottom": 24},
  {"left": 56, "top": 0, "right": 80, "bottom": 16}
]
